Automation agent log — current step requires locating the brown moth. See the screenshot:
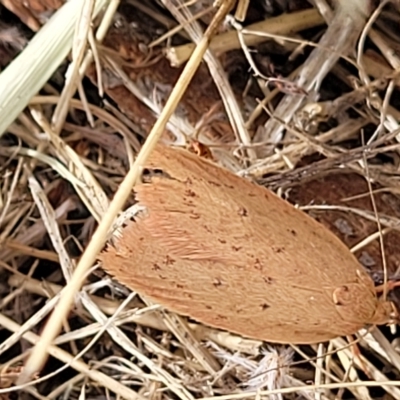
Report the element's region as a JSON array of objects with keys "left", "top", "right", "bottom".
[{"left": 100, "top": 144, "right": 395, "bottom": 344}]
